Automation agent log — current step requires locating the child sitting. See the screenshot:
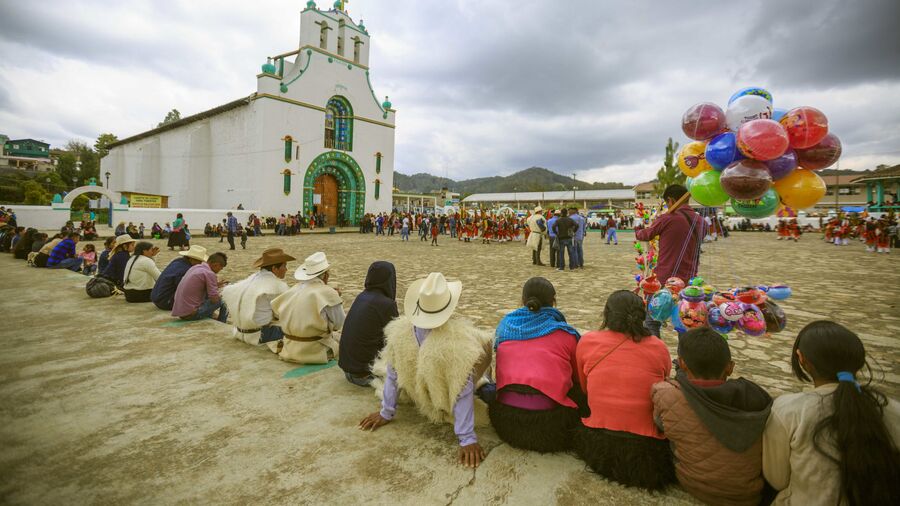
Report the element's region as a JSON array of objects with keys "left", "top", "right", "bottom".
[
  {"left": 97, "top": 236, "right": 115, "bottom": 273},
  {"left": 79, "top": 243, "right": 98, "bottom": 276},
  {"left": 652, "top": 327, "right": 772, "bottom": 506},
  {"left": 763, "top": 321, "right": 900, "bottom": 505}
]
